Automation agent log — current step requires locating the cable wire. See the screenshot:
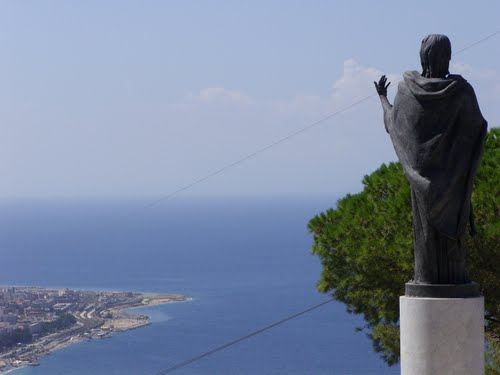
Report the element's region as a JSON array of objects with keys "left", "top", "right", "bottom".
[
  {"left": 137, "top": 30, "right": 500, "bottom": 213},
  {"left": 453, "top": 30, "right": 500, "bottom": 55},
  {"left": 147, "top": 29, "right": 499, "bottom": 375},
  {"left": 138, "top": 92, "right": 375, "bottom": 212},
  {"left": 152, "top": 298, "right": 335, "bottom": 375}
]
